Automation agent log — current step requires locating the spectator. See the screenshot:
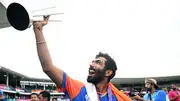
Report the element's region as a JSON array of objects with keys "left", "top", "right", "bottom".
[
  {"left": 30, "top": 93, "right": 39, "bottom": 101},
  {"left": 168, "top": 84, "right": 180, "bottom": 101},
  {"left": 0, "top": 90, "right": 6, "bottom": 101},
  {"left": 132, "top": 78, "right": 166, "bottom": 101},
  {"left": 39, "top": 91, "right": 50, "bottom": 101}
]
